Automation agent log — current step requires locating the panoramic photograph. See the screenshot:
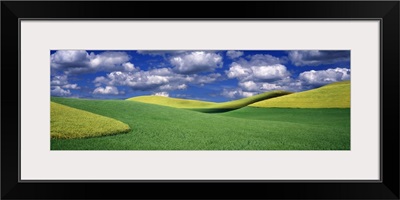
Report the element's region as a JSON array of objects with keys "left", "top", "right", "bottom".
[{"left": 50, "top": 50, "right": 350, "bottom": 150}]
